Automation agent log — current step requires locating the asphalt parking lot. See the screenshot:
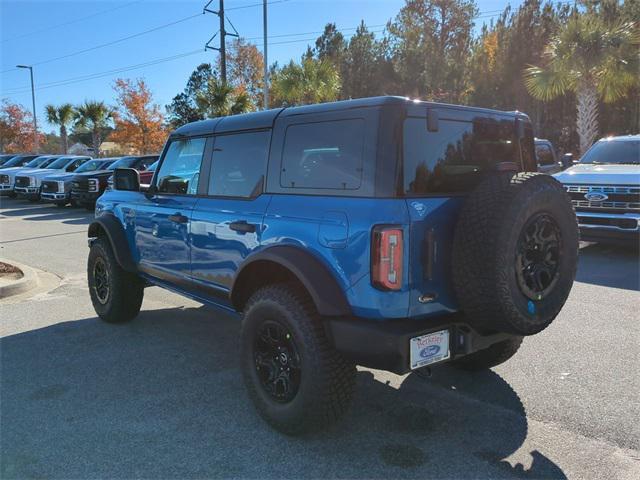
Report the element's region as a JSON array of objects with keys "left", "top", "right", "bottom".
[{"left": 1, "top": 197, "right": 639, "bottom": 479}]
